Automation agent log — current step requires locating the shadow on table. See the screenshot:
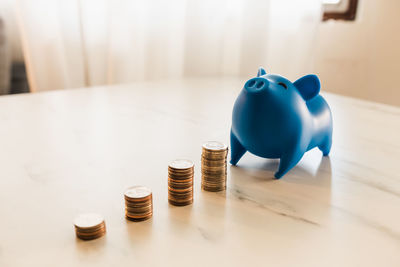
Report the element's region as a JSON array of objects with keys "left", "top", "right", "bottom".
[
  {"left": 125, "top": 216, "right": 154, "bottom": 245},
  {"left": 74, "top": 234, "right": 107, "bottom": 256},
  {"left": 227, "top": 156, "right": 332, "bottom": 225},
  {"left": 228, "top": 154, "right": 332, "bottom": 185}
]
